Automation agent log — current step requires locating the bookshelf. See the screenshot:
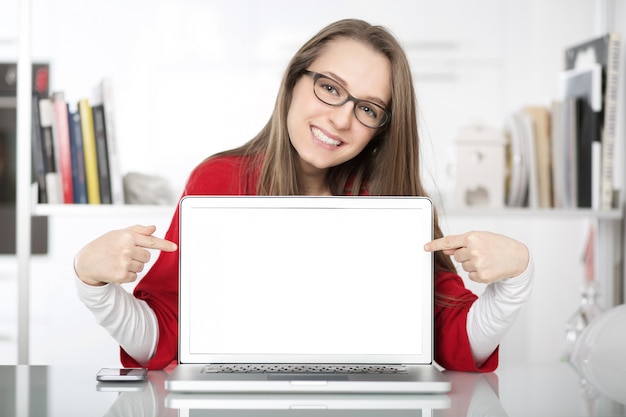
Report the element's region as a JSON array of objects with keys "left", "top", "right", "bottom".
[
  {"left": 32, "top": 203, "right": 173, "bottom": 217},
  {"left": 8, "top": 0, "right": 626, "bottom": 366}
]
